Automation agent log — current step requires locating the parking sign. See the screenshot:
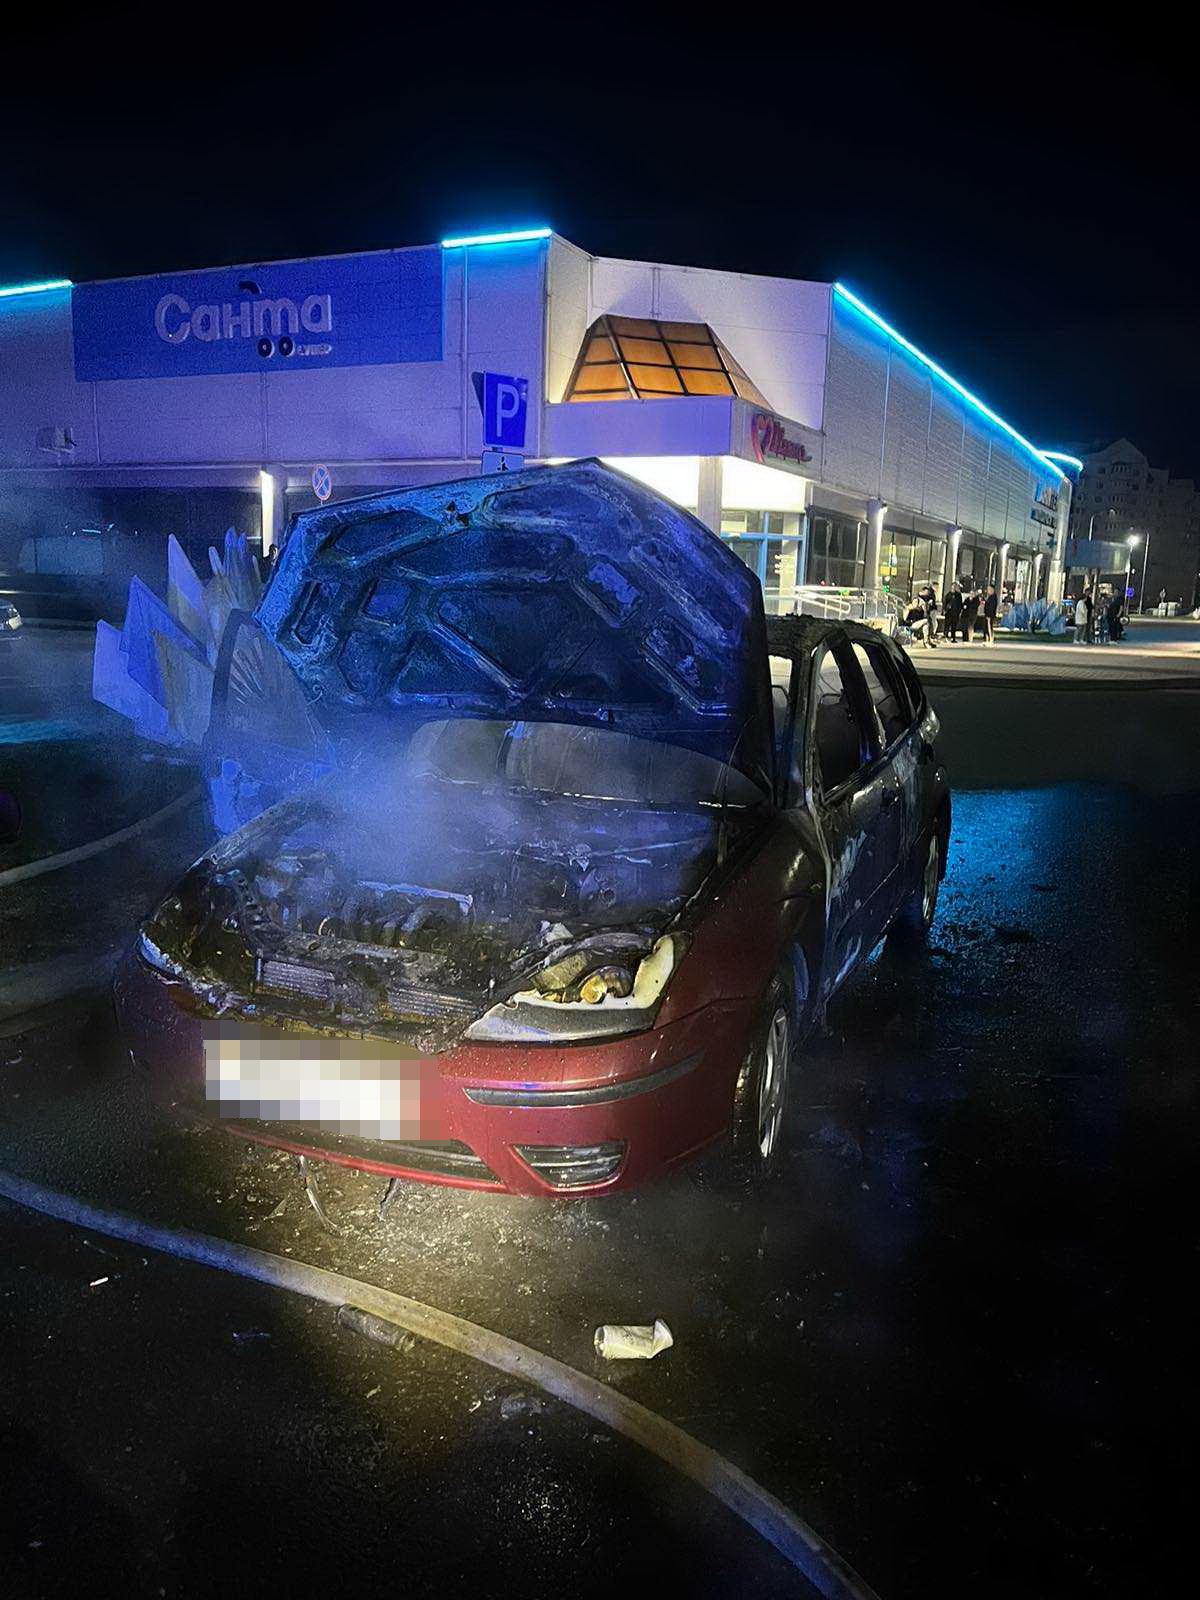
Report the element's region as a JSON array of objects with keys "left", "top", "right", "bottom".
[{"left": 472, "top": 371, "right": 529, "bottom": 450}]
